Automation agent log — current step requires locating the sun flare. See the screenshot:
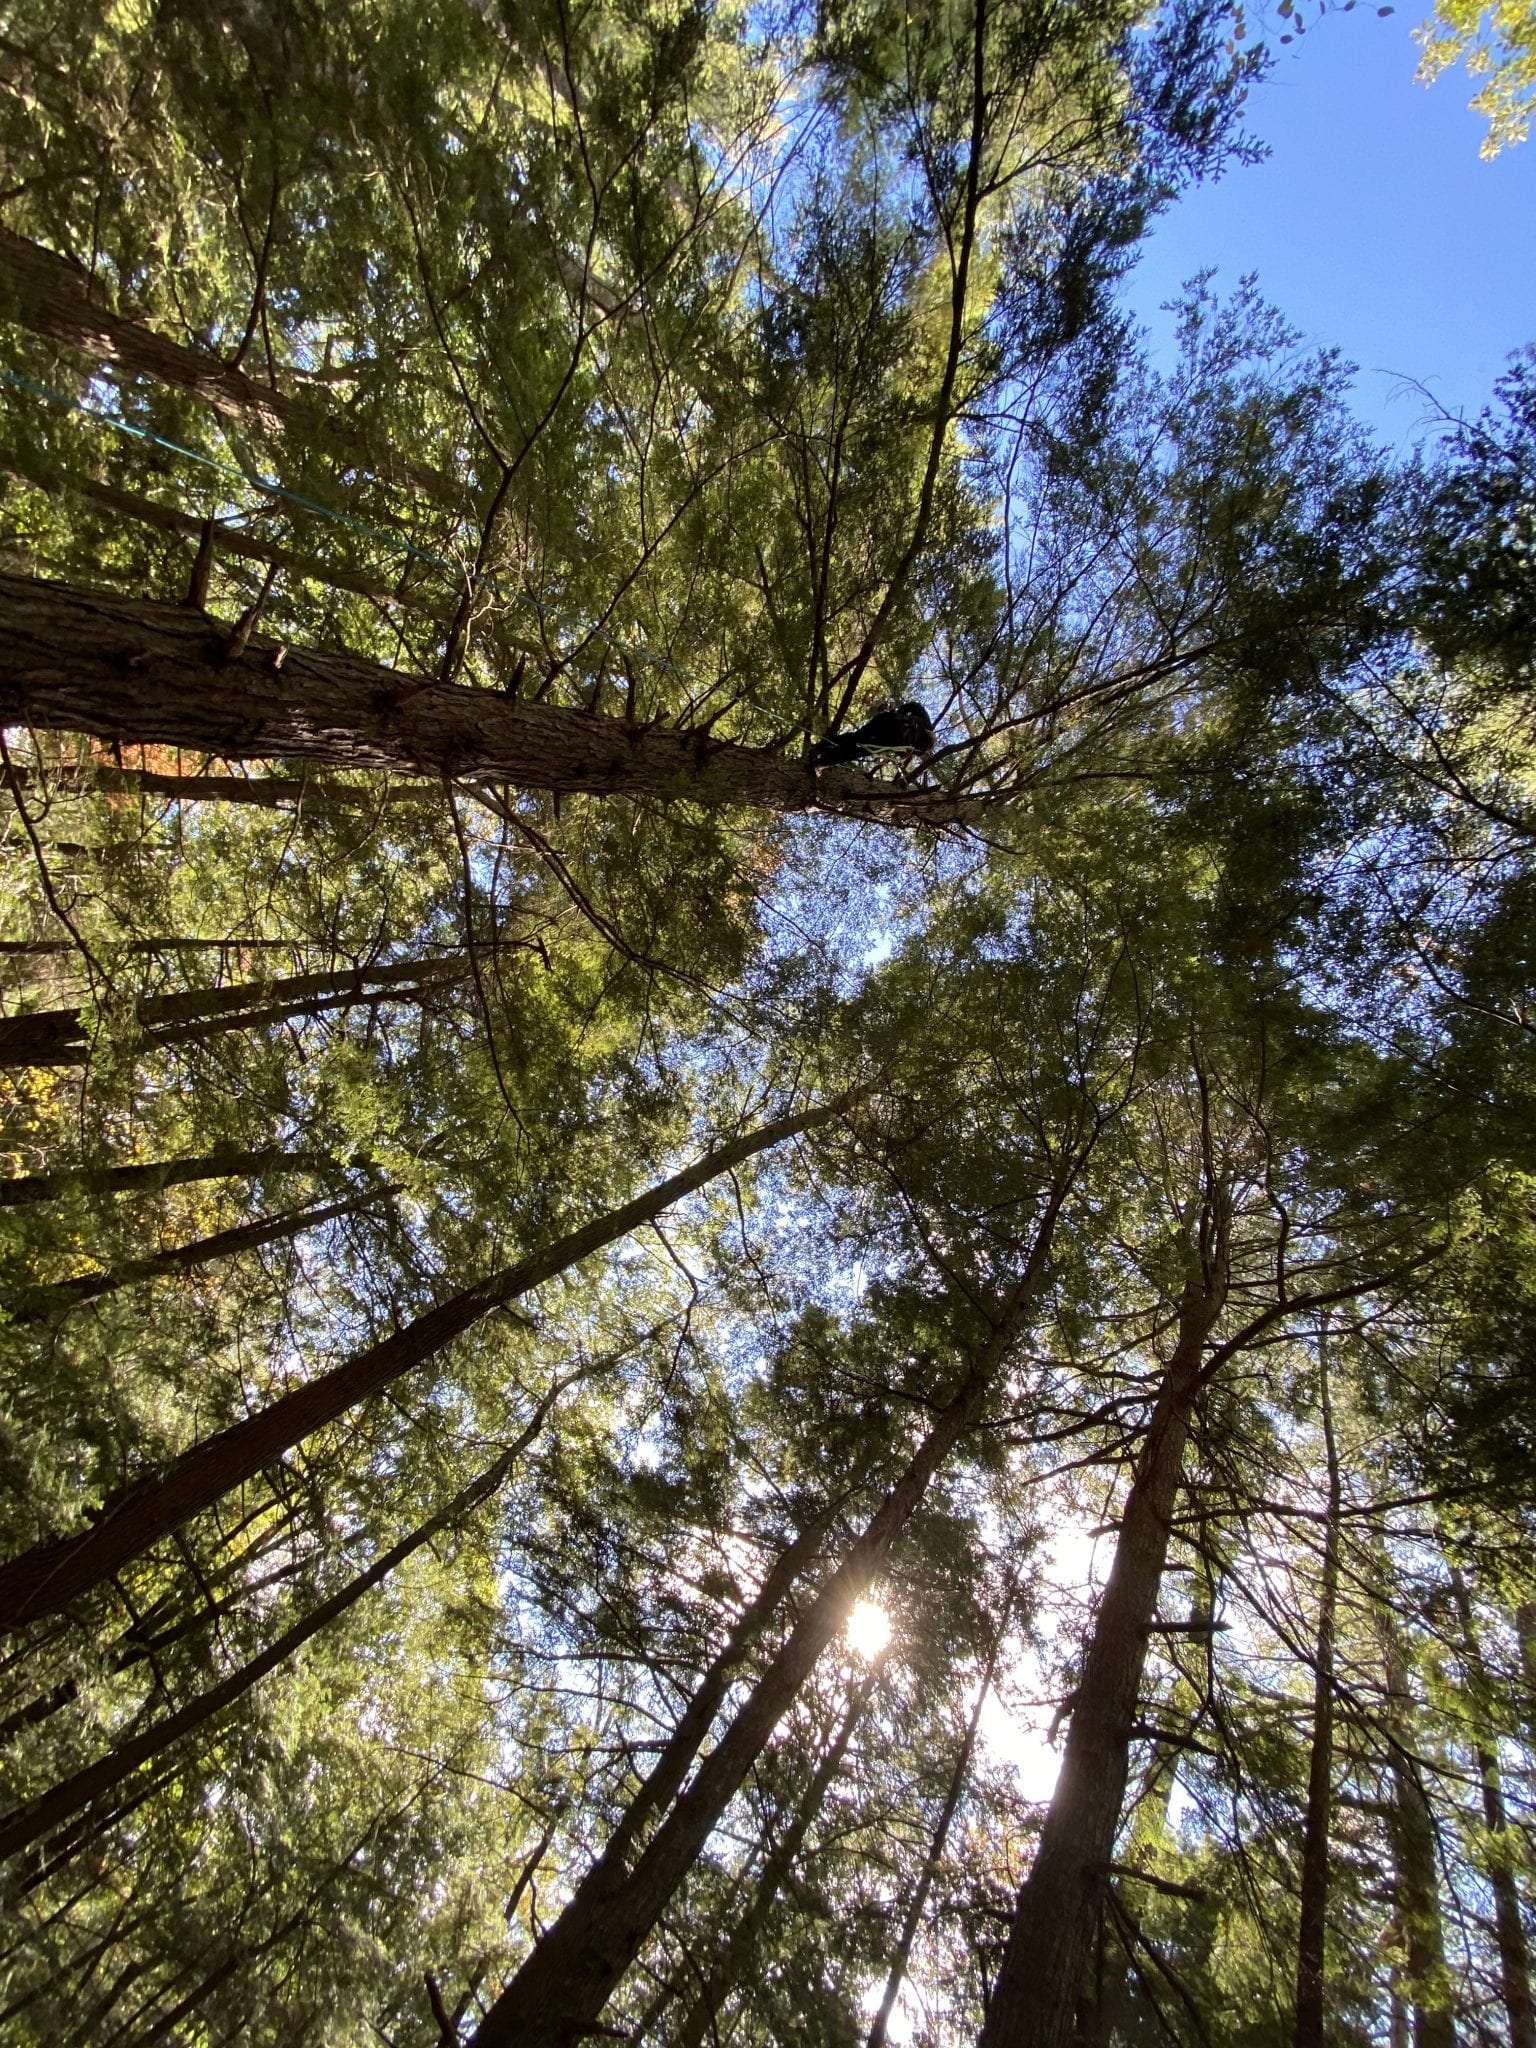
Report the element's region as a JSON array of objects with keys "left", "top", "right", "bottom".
[{"left": 846, "top": 1598, "right": 892, "bottom": 1660}]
